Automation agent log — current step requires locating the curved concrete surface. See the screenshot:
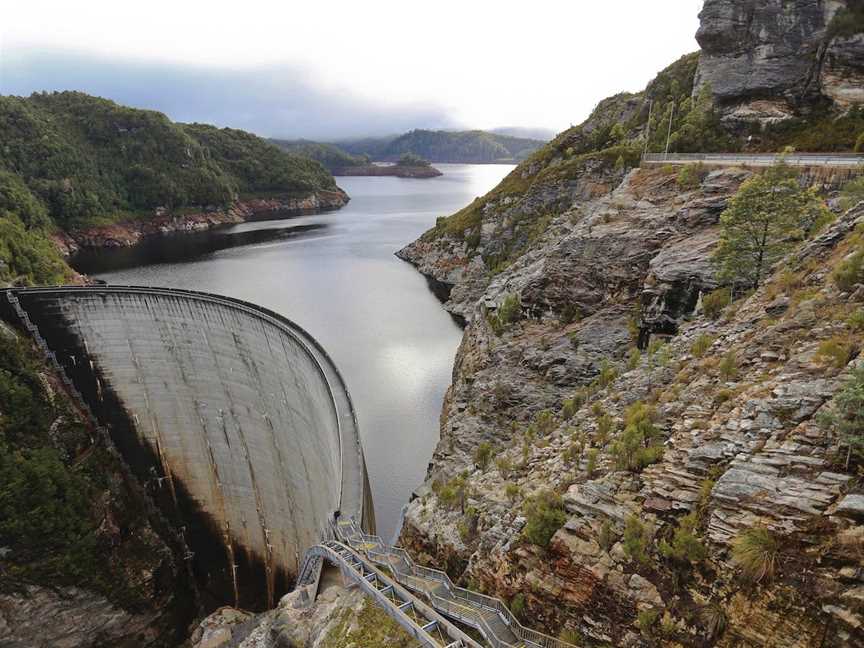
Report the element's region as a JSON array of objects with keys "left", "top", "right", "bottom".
[{"left": 3, "top": 286, "right": 373, "bottom": 609}]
